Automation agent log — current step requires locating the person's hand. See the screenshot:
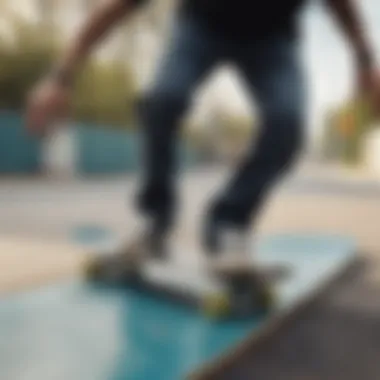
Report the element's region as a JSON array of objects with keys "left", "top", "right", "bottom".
[
  {"left": 26, "top": 76, "right": 71, "bottom": 136},
  {"left": 357, "top": 65, "right": 380, "bottom": 117}
]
